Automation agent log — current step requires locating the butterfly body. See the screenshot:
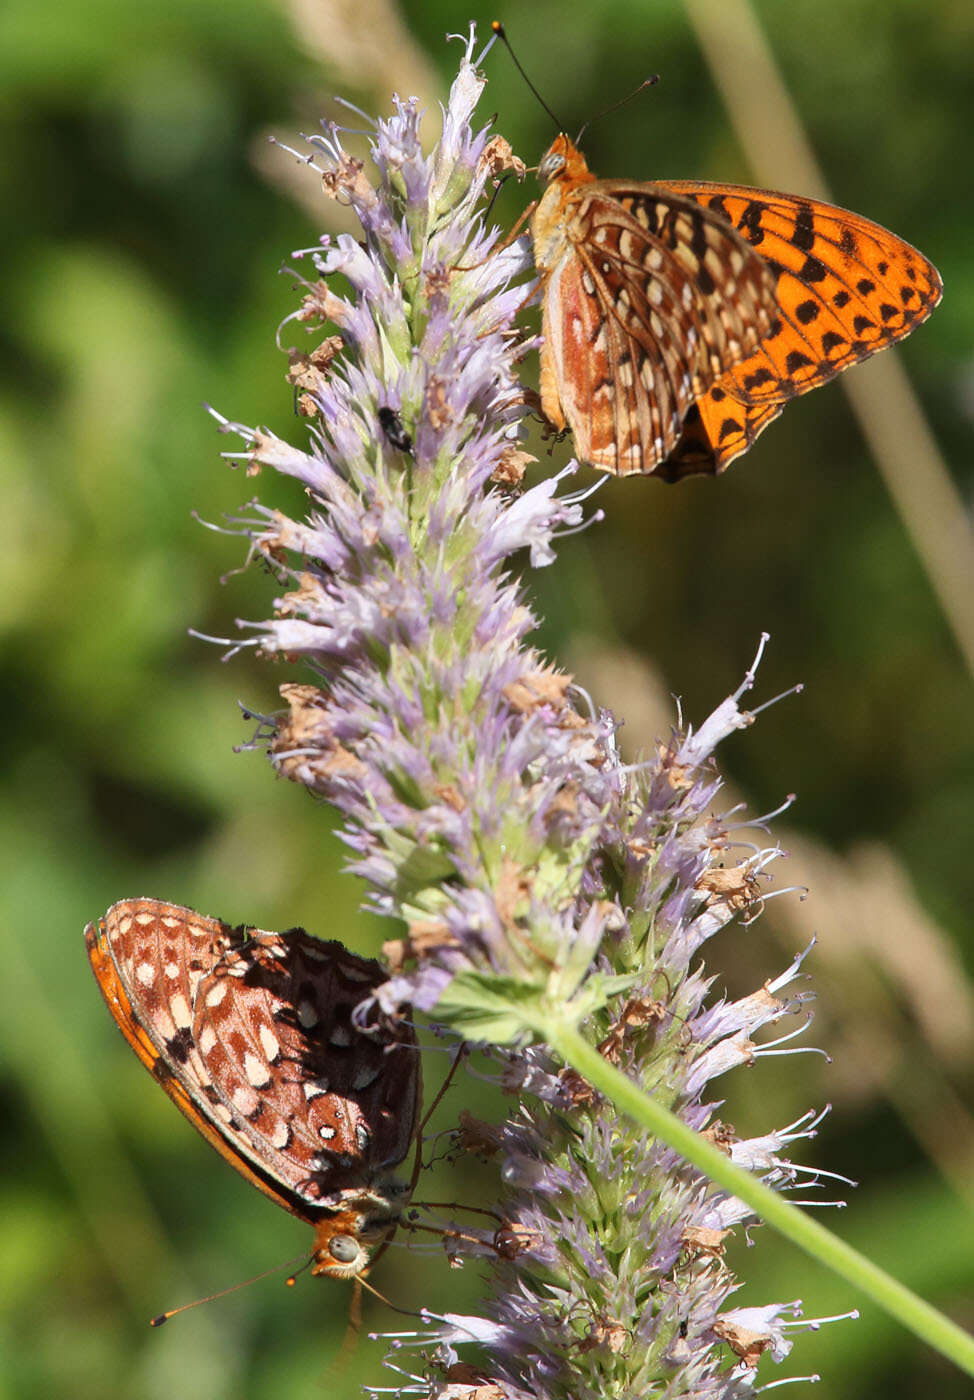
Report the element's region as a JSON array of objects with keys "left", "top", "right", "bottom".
[
  {"left": 85, "top": 898, "right": 419, "bottom": 1278},
  {"left": 531, "top": 134, "right": 941, "bottom": 478}
]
